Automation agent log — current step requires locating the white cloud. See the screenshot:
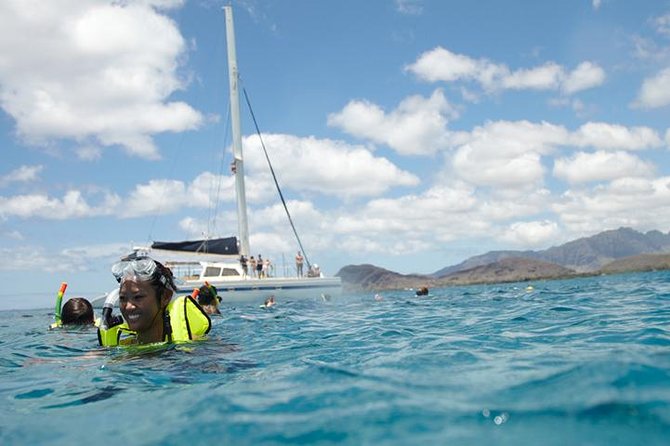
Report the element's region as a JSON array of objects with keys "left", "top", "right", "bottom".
[
  {"left": 652, "top": 13, "right": 670, "bottom": 36},
  {"left": 592, "top": 0, "right": 602, "bottom": 11},
  {"left": 395, "top": 0, "right": 423, "bottom": 15},
  {"left": 501, "top": 220, "right": 560, "bottom": 247},
  {"left": 0, "top": 165, "right": 44, "bottom": 186},
  {"left": 553, "top": 151, "right": 655, "bottom": 184},
  {"left": 0, "top": 128, "right": 419, "bottom": 220},
  {"left": 327, "top": 89, "right": 455, "bottom": 155},
  {"left": 323, "top": 182, "right": 556, "bottom": 258},
  {"left": 0, "top": 190, "right": 120, "bottom": 219},
  {"left": 242, "top": 134, "right": 420, "bottom": 196},
  {"left": 119, "top": 172, "right": 236, "bottom": 218},
  {"left": 405, "top": 47, "right": 605, "bottom": 95},
  {"left": 75, "top": 146, "right": 103, "bottom": 161},
  {"left": 3, "top": 230, "right": 24, "bottom": 240},
  {"left": 0, "top": 242, "right": 129, "bottom": 272},
  {"left": 571, "top": 122, "right": 663, "bottom": 150},
  {"left": 0, "top": 0, "right": 202, "bottom": 159},
  {"left": 561, "top": 62, "right": 606, "bottom": 94},
  {"left": 448, "top": 120, "right": 568, "bottom": 189},
  {"left": 554, "top": 177, "right": 670, "bottom": 233},
  {"left": 634, "top": 68, "right": 670, "bottom": 108},
  {"left": 502, "top": 62, "right": 563, "bottom": 90}
]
